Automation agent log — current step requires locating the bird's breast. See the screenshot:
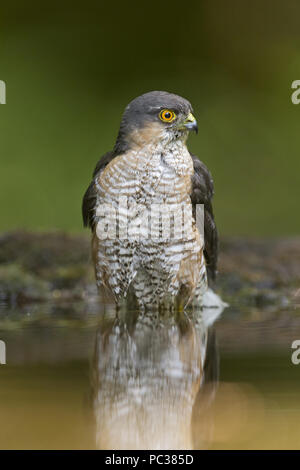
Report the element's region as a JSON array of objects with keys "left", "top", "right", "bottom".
[
  {"left": 96, "top": 141, "right": 193, "bottom": 205},
  {"left": 92, "top": 142, "right": 205, "bottom": 304}
]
